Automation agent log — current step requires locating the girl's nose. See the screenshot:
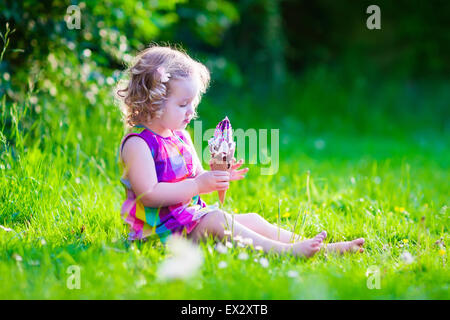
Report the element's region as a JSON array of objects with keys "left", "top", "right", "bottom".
[{"left": 186, "top": 104, "right": 195, "bottom": 116}]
